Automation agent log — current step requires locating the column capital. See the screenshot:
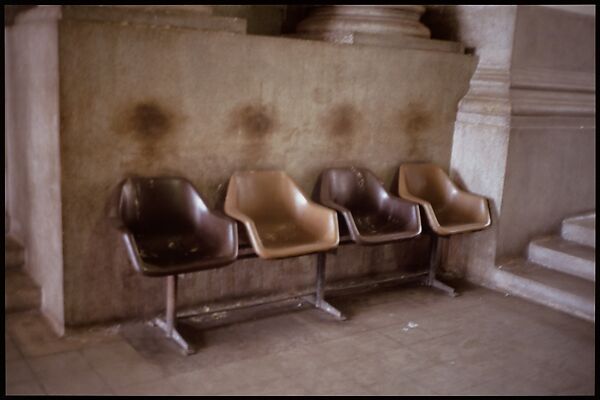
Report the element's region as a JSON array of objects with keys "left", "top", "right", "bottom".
[{"left": 296, "top": 5, "right": 431, "bottom": 40}]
